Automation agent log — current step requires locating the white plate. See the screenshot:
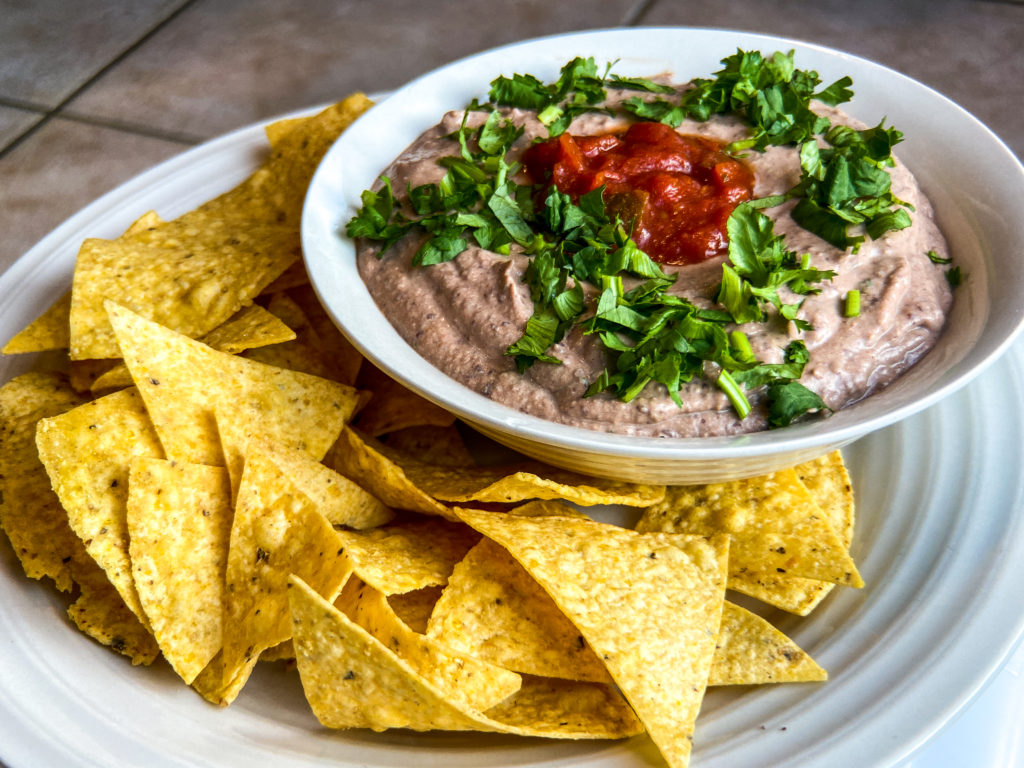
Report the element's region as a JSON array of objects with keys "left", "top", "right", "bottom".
[{"left": 2, "top": 47, "right": 1024, "bottom": 768}]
